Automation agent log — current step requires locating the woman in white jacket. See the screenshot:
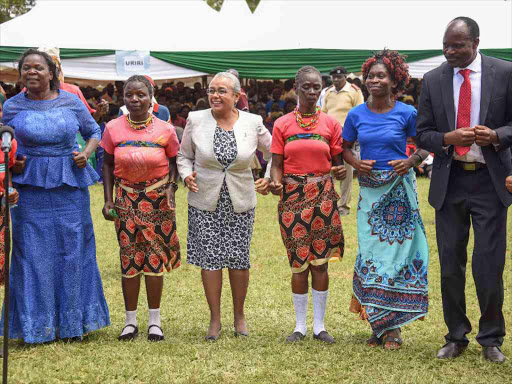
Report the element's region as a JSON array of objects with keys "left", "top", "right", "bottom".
[{"left": 177, "top": 72, "right": 271, "bottom": 341}]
